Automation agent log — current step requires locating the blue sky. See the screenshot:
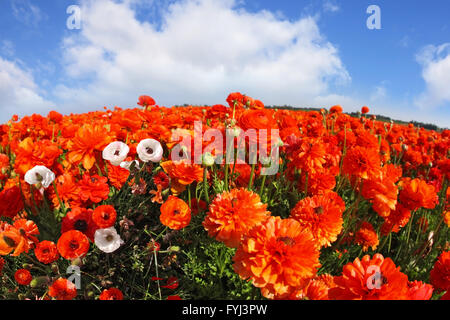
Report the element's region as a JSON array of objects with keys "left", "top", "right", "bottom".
[{"left": 0, "top": 0, "right": 449, "bottom": 127}]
